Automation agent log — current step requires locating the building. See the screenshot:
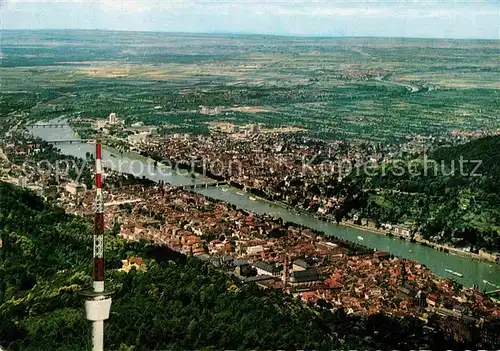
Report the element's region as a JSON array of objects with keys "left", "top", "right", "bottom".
[
  {"left": 96, "top": 120, "right": 108, "bottom": 130},
  {"left": 199, "top": 106, "right": 221, "bottom": 115},
  {"left": 234, "top": 260, "right": 255, "bottom": 277},
  {"left": 317, "top": 241, "right": 348, "bottom": 255},
  {"left": 393, "top": 225, "right": 411, "bottom": 238},
  {"left": 109, "top": 113, "right": 117, "bottom": 124},
  {"left": 398, "top": 281, "right": 427, "bottom": 308},
  {"left": 250, "top": 124, "right": 260, "bottom": 134},
  {"left": 127, "top": 132, "right": 149, "bottom": 145},
  {"left": 480, "top": 319, "right": 500, "bottom": 348},
  {"left": 288, "top": 268, "right": 322, "bottom": 287},
  {"left": 43, "top": 185, "right": 58, "bottom": 200},
  {"left": 440, "top": 315, "right": 478, "bottom": 344},
  {"left": 65, "top": 182, "right": 86, "bottom": 196},
  {"left": 252, "top": 261, "right": 281, "bottom": 277},
  {"left": 243, "top": 275, "right": 278, "bottom": 289},
  {"left": 120, "top": 256, "right": 147, "bottom": 273},
  {"left": 292, "top": 259, "right": 309, "bottom": 271},
  {"left": 246, "top": 245, "right": 264, "bottom": 255},
  {"left": 94, "top": 112, "right": 123, "bottom": 131}
]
